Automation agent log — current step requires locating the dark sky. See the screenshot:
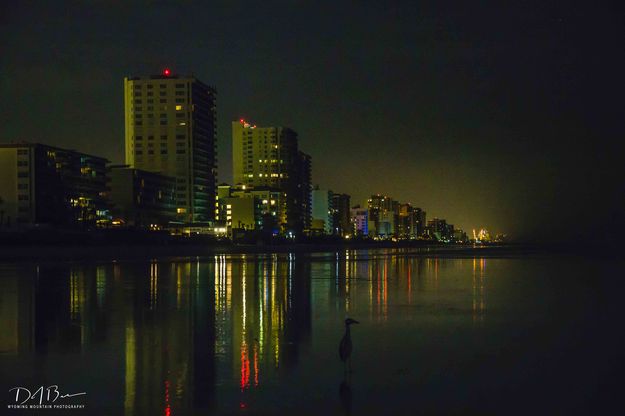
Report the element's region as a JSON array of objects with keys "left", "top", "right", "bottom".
[{"left": 1, "top": 1, "right": 623, "bottom": 241}]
